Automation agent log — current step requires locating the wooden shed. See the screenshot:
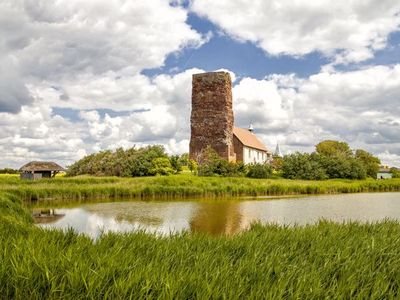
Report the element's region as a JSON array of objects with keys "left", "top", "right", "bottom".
[{"left": 19, "top": 161, "right": 65, "bottom": 180}]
